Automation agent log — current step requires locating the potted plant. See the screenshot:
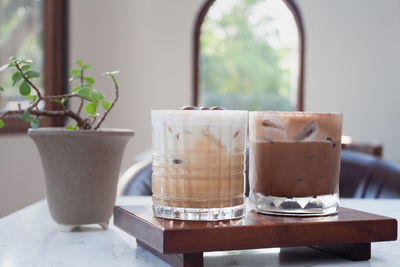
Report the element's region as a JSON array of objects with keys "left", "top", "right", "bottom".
[{"left": 0, "top": 56, "right": 134, "bottom": 231}]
